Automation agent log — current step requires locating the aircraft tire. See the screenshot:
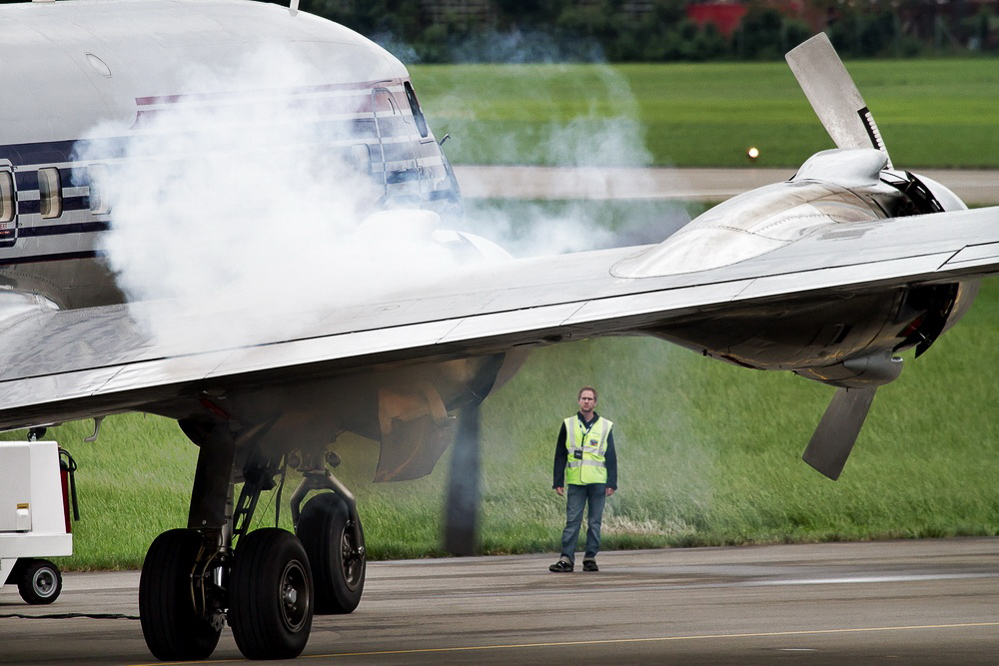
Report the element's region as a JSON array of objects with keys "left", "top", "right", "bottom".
[
  {"left": 17, "top": 559, "right": 61, "bottom": 605},
  {"left": 296, "top": 492, "right": 366, "bottom": 614},
  {"left": 139, "top": 529, "right": 221, "bottom": 661},
  {"left": 229, "top": 528, "right": 313, "bottom": 660}
]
